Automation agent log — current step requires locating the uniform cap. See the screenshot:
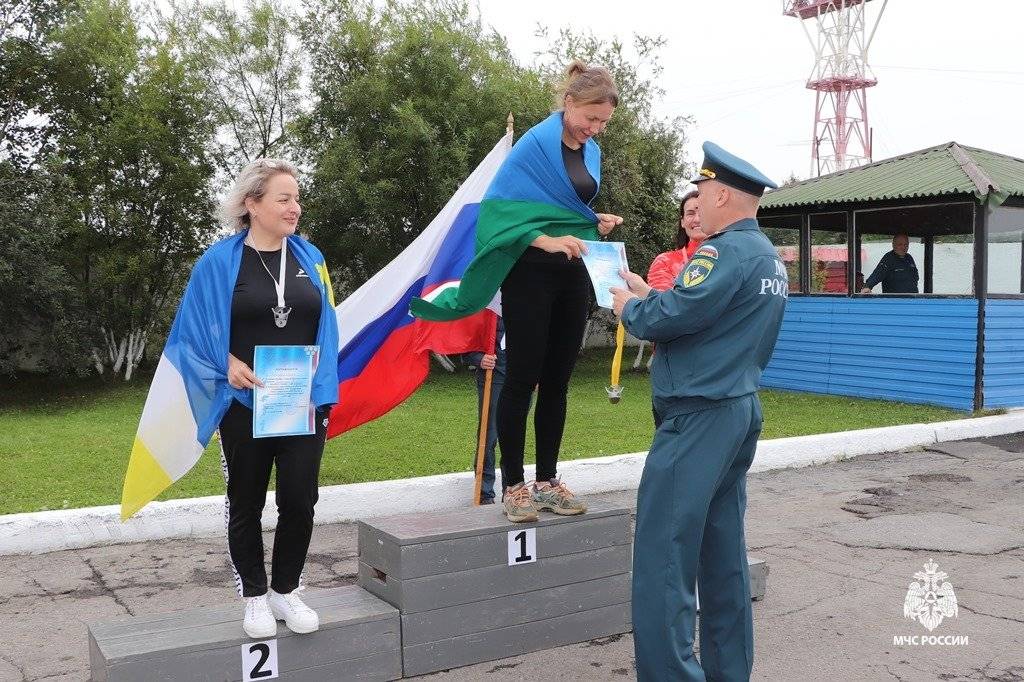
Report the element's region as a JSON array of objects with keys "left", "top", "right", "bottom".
[{"left": 691, "top": 141, "right": 778, "bottom": 197}]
